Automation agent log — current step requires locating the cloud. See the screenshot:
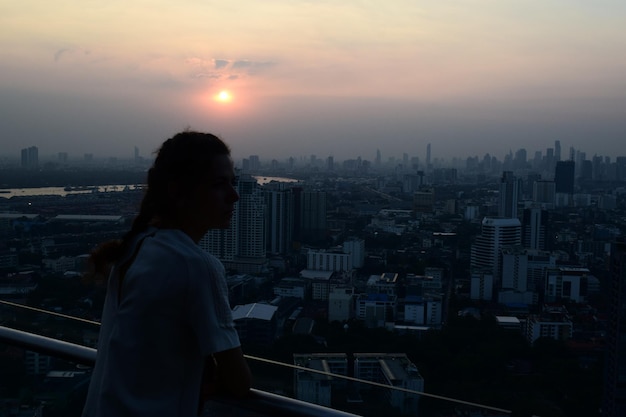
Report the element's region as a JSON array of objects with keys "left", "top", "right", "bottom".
[
  {"left": 54, "top": 49, "right": 69, "bottom": 62},
  {"left": 193, "top": 73, "right": 222, "bottom": 79},
  {"left": 232, "top": 60, "right": 275, "bottom": 70},
  {"left": 185, "top": 57, "right": 275, "bottom": 80},
  {"left": 232, "top": 60, "right": 253, "bottom": 69},
  {"left": 214, "top": 59, "right": 229, "bottom": 69},
  {"left": 53, "top": 47, "right": 93, "bottom": 63}
]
